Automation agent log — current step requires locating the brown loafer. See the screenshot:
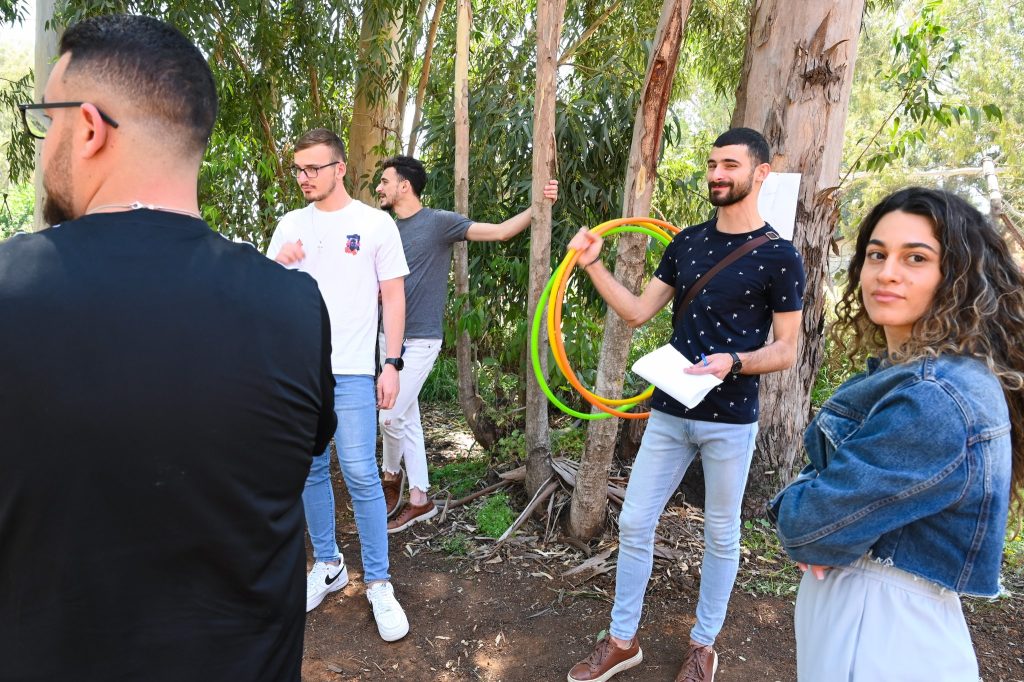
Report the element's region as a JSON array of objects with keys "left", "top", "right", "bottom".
[
  {"left": 567, "top": 634, "right": 642, "bottom": 682},
  {"left": 387, "top": 500, "right": 437, "bottom": 533},
  {"left": 382, "top": 469, "right": 405, "bottom": 519},
  {"left": 674, "top": 642, "right": 717, "bottom": 682}
]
